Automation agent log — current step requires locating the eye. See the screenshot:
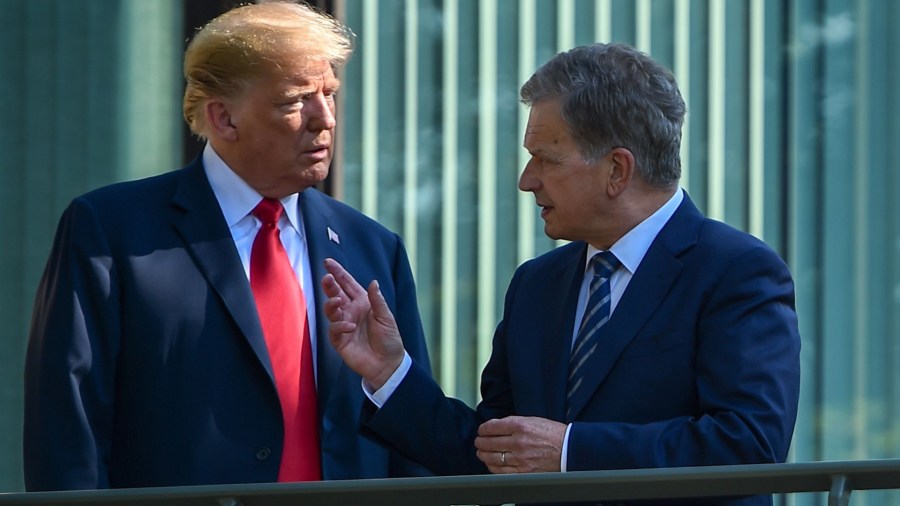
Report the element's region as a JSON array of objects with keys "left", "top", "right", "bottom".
[
  {"left": 277, "top": 95, "right": 303, "bottom": 107},
  {"left": 538, "top": 156, "right": 561, "bottom": 166}
]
